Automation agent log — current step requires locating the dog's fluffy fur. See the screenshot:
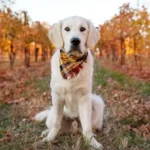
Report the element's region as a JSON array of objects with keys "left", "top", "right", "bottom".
[{"left": 35, "top": 16, "right": 105, "bottom": 149}]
